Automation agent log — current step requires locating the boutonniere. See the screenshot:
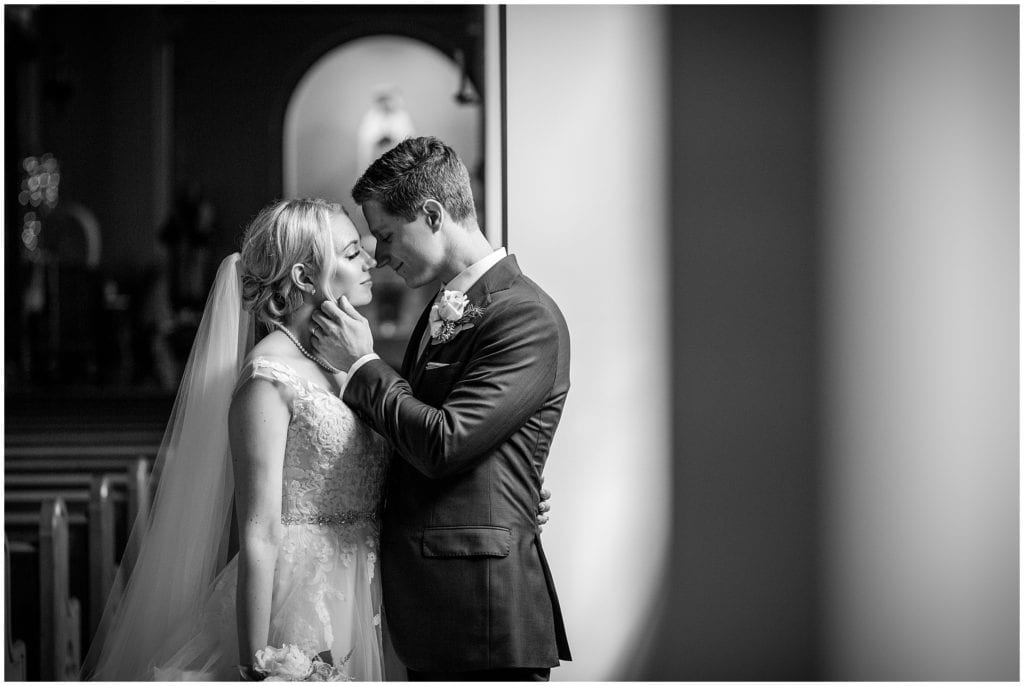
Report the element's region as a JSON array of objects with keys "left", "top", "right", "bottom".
[{"left": 429, "top": 290, "right": 485, "bottom": 344}]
